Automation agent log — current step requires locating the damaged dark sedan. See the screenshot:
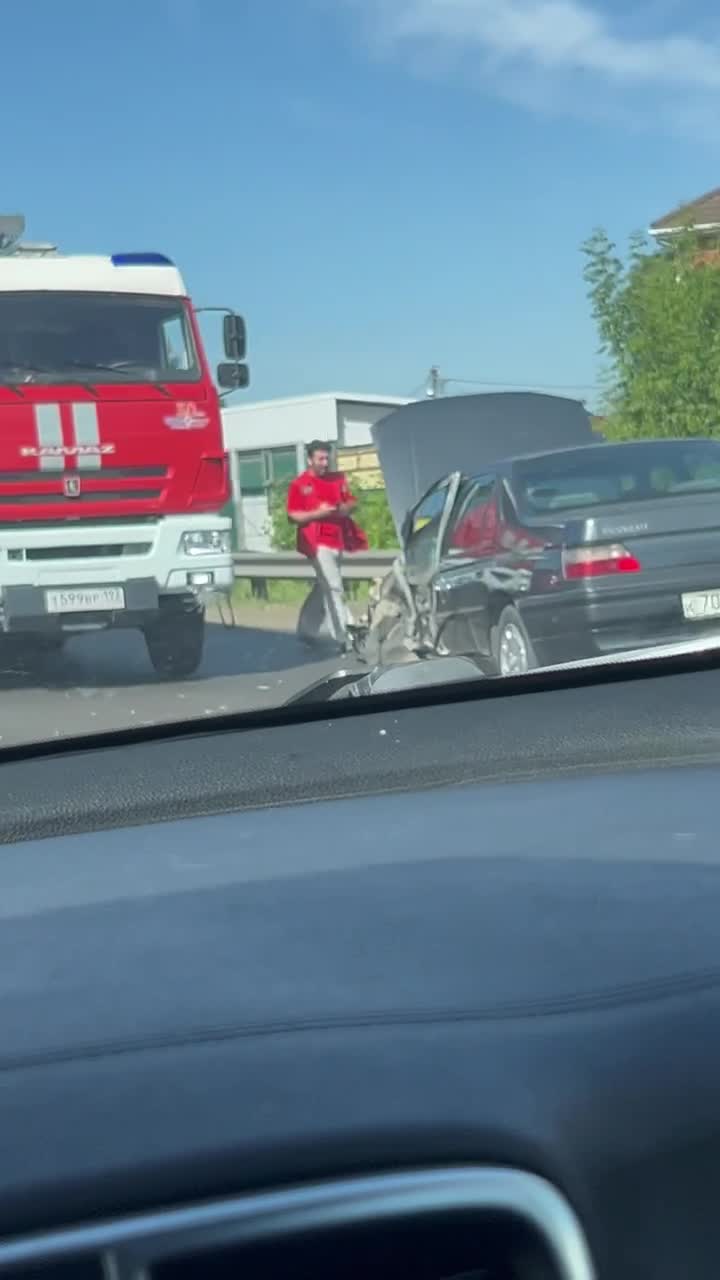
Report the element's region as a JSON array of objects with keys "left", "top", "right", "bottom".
[{"left": 363, "top": 397, "right": 720, "bottom": 675}]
